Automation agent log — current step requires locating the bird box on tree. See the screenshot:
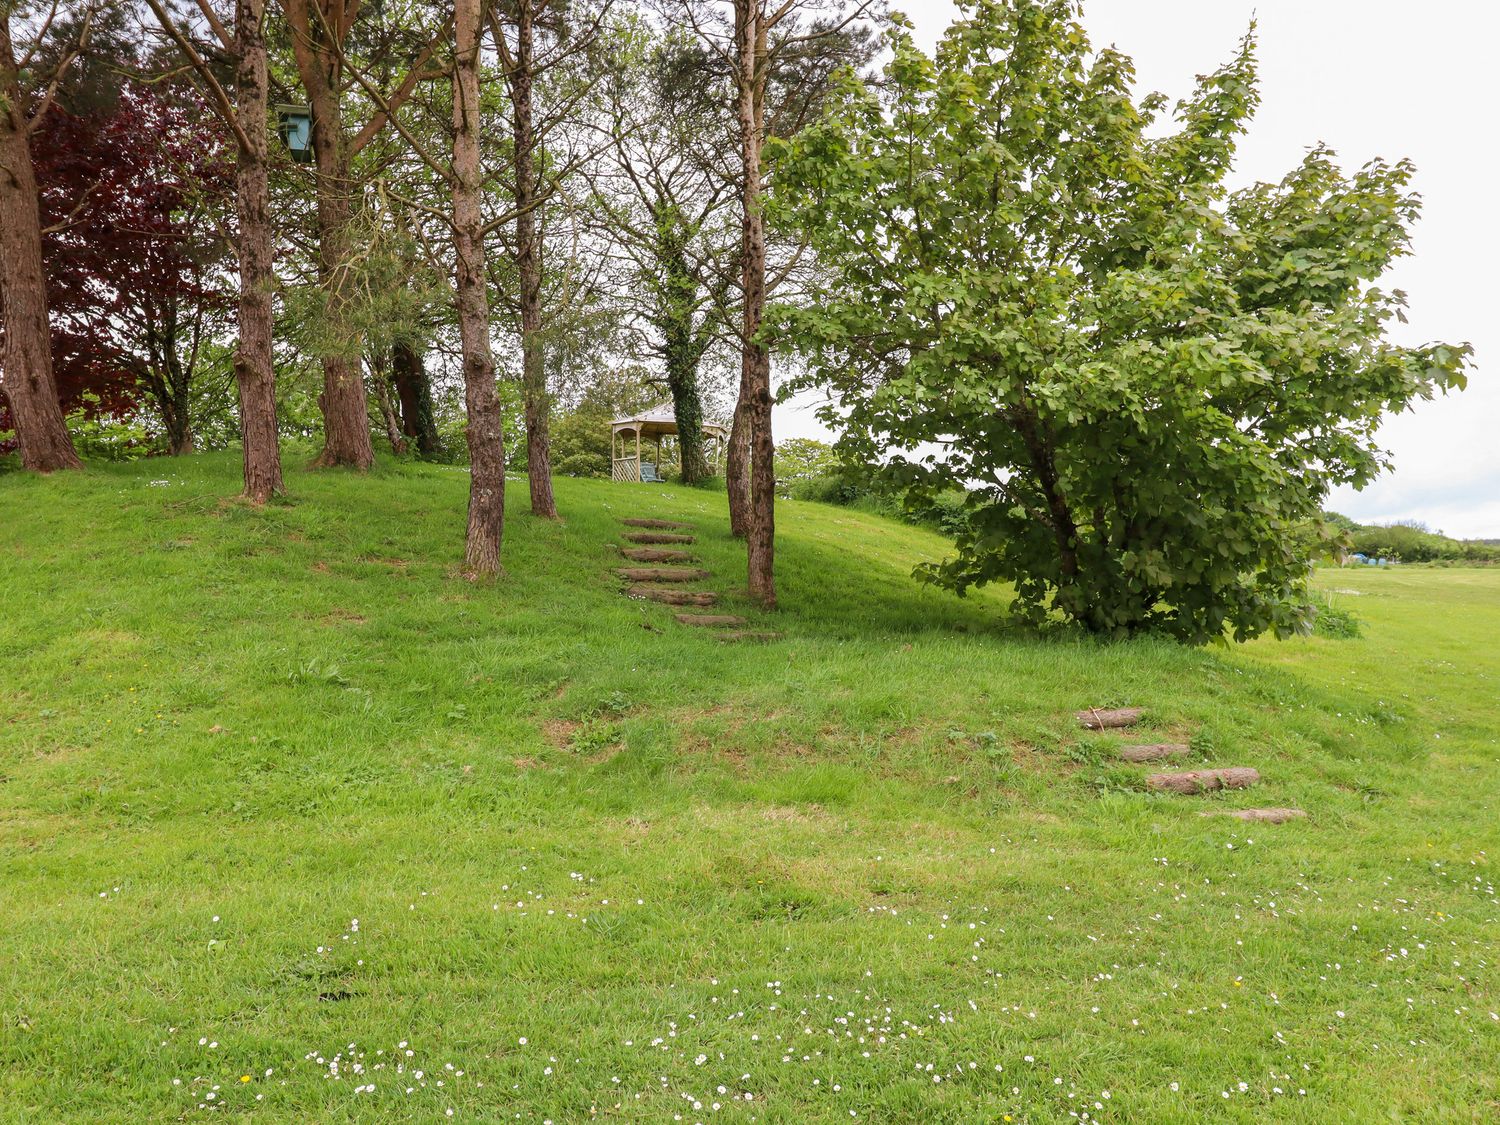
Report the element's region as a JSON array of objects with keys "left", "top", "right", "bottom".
[{"left": 275, "top": 105, "right": 313, "bottom": 163}]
